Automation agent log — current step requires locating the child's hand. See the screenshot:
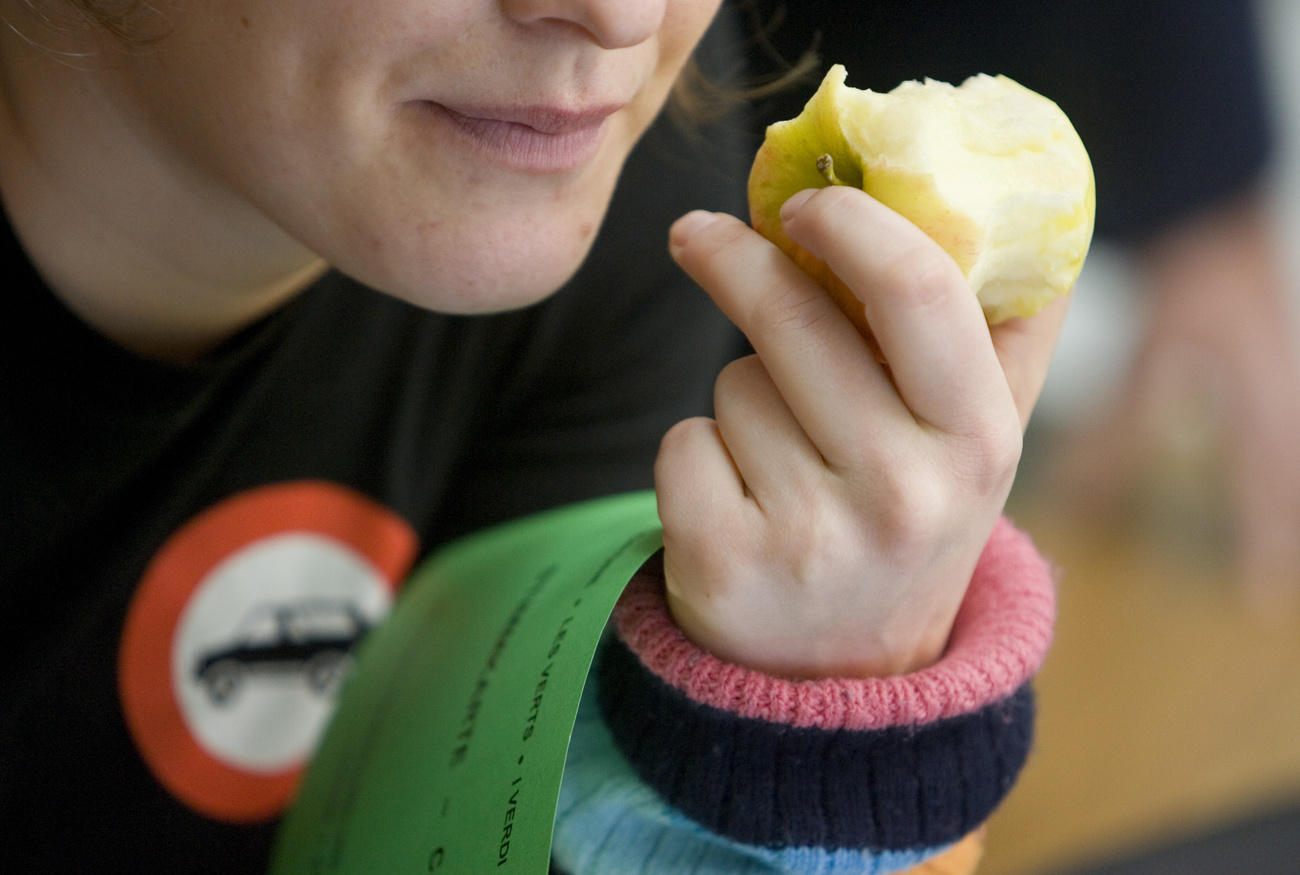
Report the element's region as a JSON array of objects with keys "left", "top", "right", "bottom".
[{"left": 656, "top": 186, "right": 1068, "bottom": 679}]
